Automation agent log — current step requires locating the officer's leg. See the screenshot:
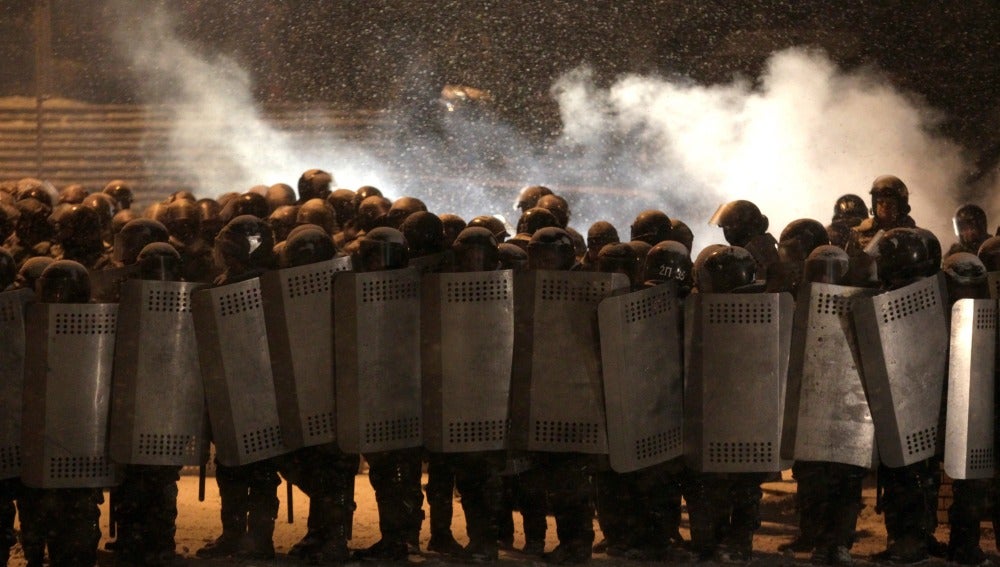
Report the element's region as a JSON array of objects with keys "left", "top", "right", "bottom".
[
  {"left": 542, "top": 454, "right": 594, "bottom": 565},
  {"left": 279, "top": 447, "right": 327, "bottom": 558},
  {"left": 354, "top": 449, "right": 419, "bottom": 561},
  {"left": 724, "top": 472, "right": 765, "bottom": 561},
  {"left": 15, "top": 485, "right": 48, "bottom": 567},
  {"left": 144, "top": 466, "right": 181, "bottom": 564},
  {"left": 46, "top": 488, "right": 102, "bottom": 567},
  {"left": 0, "top": 479, "right": 17, "bottom": 565},
  {"left": 876, "top": 461, "right": 930, "bottom": 563},
  {"left": 783, "top": 461, "right": 823, "bottom": 552},
  {"left": 239, "top": 458, "right": 280, "bottom": 560},
  {"left": 948, "top": 478, "right": 989, "bottom": 565},
  {"left": 196, "top": 461, "right": 248, "bottom": 558},
  {"left": 426, "top": 453, "right": 463, "bottom": 554},
  {"left": 497, "top": 476, "right": 516, "bottom": 549},
  {"left": 455, "top": 452, "right": 504, "bottom": 561},
  {"left": 516, "top": 468, "right": 549, "bottom": 555},
  {"left": 682, "top": 470, "right": 719, "bottom": 560}
]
